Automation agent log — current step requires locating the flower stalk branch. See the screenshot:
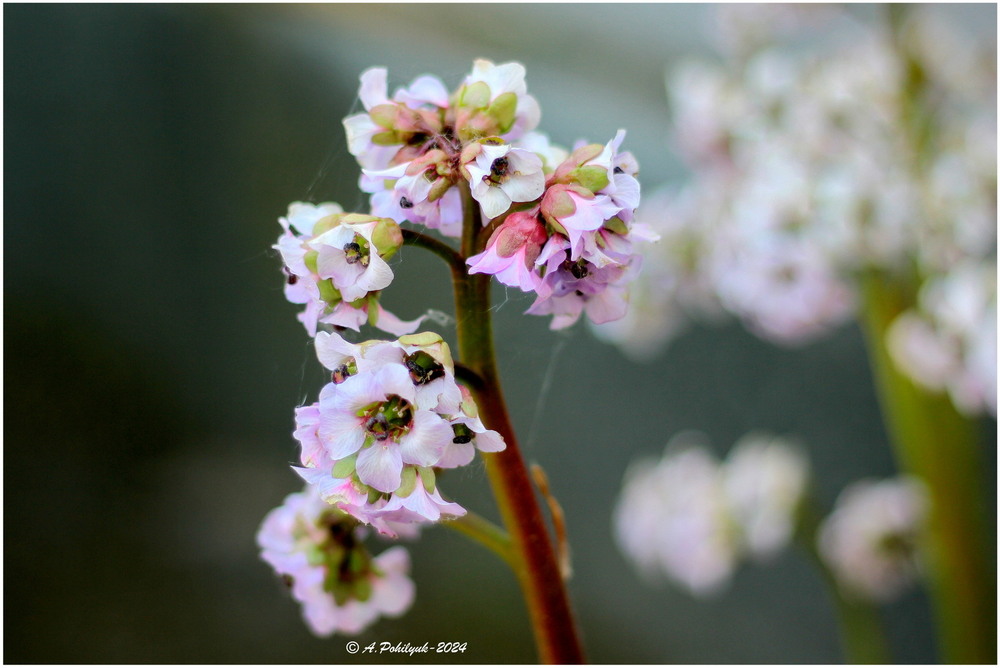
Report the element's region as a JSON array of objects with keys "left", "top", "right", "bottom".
[
  {"left": 452, "top": 191, "right": 586, "bottom": 664},
  {"left": 445, "top": 511, "right": 515, "bottom": 568}
]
